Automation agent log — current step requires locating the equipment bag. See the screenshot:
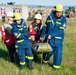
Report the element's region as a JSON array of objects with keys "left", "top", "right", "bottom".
[
  {"left": 31, "top": 41, "right": 52, "bottom": 54},
  {"left": 1, "top": 25, "right": 15, "bottom": 45}
]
